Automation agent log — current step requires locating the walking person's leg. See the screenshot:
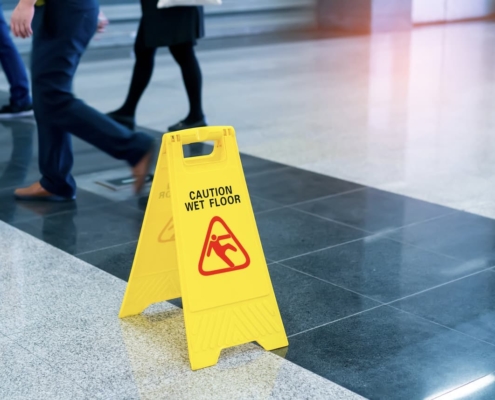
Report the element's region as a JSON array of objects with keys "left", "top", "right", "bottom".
[
  {"left": 0, "top": 3, "right": 32, "bottom": 117},
  {"left": 168, "top": 42, "right": 206, "bottom": 132},
  {"left": 108, "top": 22, "right": 156, "bottom": 130},
  {"left": 15, "top": 1, "right": 154, "bottom": 201}
]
